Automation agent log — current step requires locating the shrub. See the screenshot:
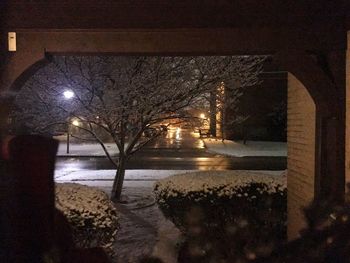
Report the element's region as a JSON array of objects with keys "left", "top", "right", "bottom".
[
  {"left": 55, "top": 183, "right": 119, "bottom": 256},
  {"left": 153, "top": 170, "right": 287, "bottom": 262}
]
